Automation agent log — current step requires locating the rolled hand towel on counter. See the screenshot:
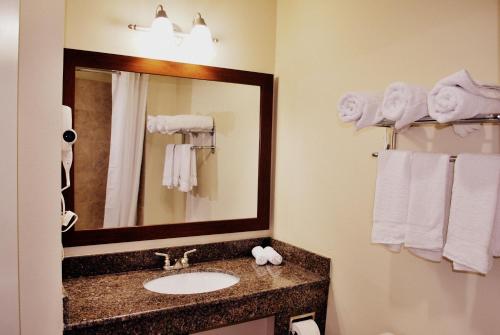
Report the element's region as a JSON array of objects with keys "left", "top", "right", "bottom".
[
  {"left": 147, "top": 115, "right": 214, "bottom": 134},
  {"left": 372, "top": 150, "right": 412, "bottom": 252},
  {"left": 338, "top": 92, "right": 383, "bottom": 129},
  {"left": 263, "top": 246, "right": 283, "bottom": 265},
  {"left": 251, "top": 246, "right": 268, "bottom": 265},
  {"left": 404, "top": 152, "right": 452, "bottom": 262},
  {"left": 251, "top": 246, "right": 283, "bottom": 265},
  {"left": 443, "top": 154, "right": 500, "bottom": 274},
  {"left": 381, "top": 82, "right": 428, "bottom": 130}
]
